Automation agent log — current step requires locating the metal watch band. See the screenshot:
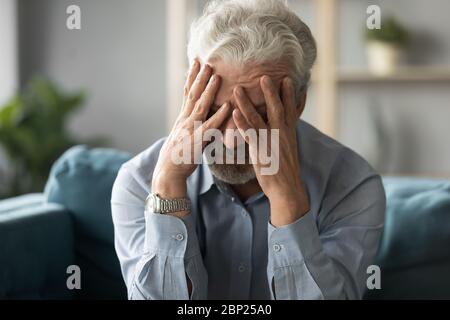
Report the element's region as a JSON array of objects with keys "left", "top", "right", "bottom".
[
  {"left": 145, "top": 193, "right": 191, "bottom": 214},
  {"left": 159, "top": 196, "right": 191, "bottom": 214}
]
